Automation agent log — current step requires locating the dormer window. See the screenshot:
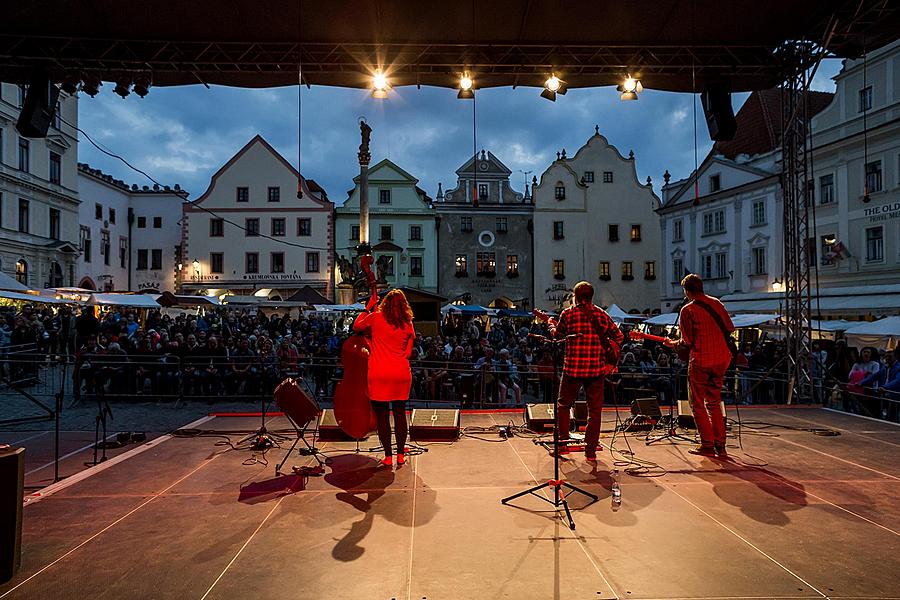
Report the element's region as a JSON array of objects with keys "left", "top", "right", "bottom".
[{"left": 554, "top": 184, "right": 566, "bottom": 200}]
